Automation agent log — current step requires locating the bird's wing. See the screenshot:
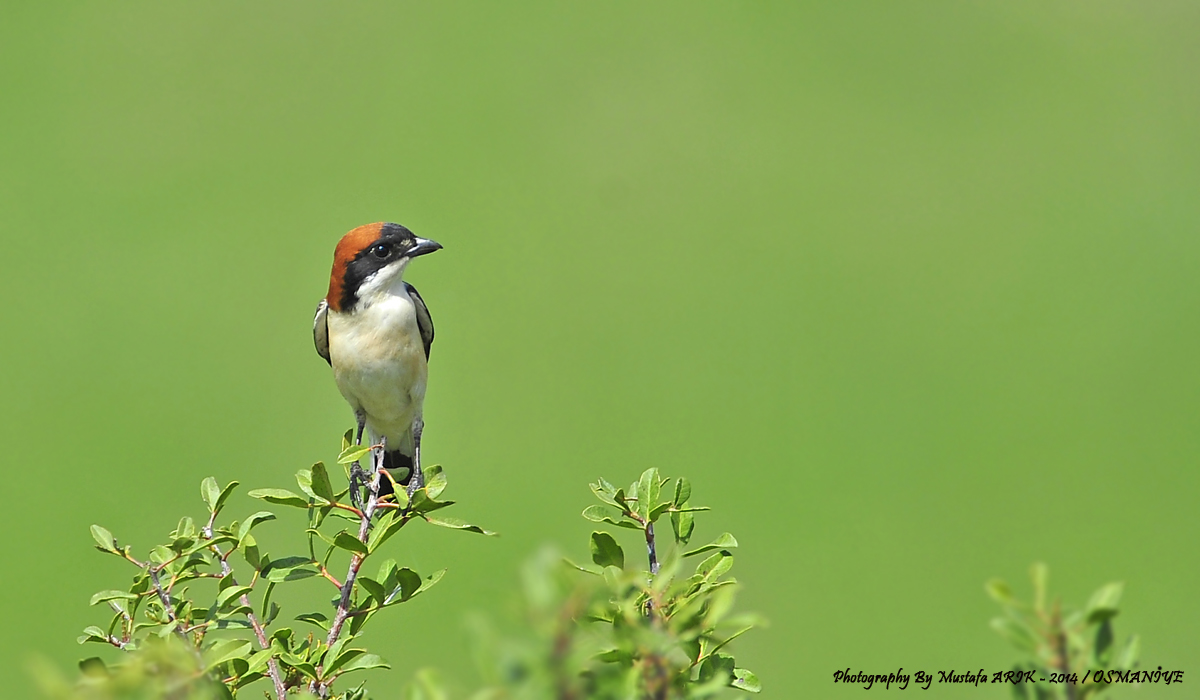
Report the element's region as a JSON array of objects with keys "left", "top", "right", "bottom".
[
  {"left": 313, "top": 299, "right": 332, "bottom": 365},
  {"left": 405, "top": 282, "right": 435, "bottom": 360}
]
